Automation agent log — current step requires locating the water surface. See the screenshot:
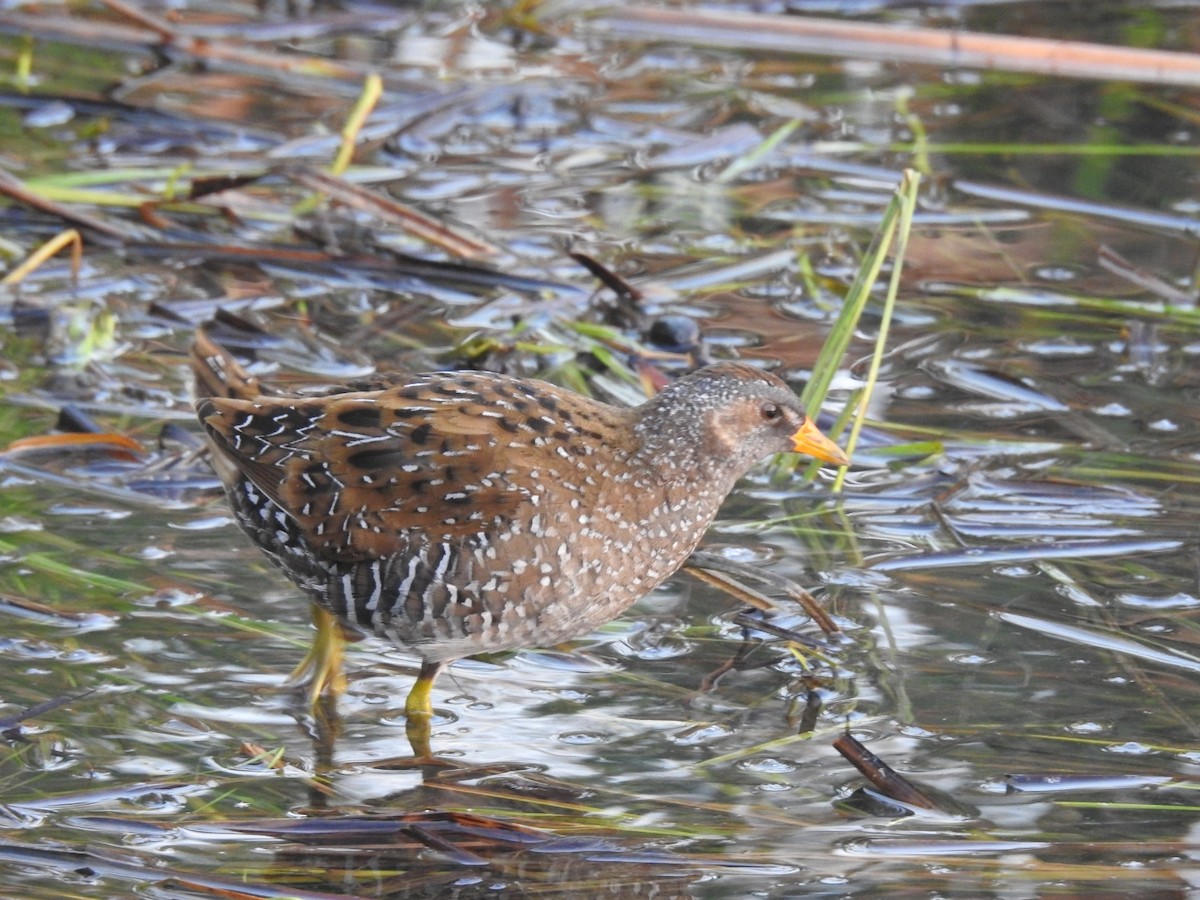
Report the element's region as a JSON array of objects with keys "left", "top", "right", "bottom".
[{"left": 2, "top": 1, "right": 1200, "bottom": 896}]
